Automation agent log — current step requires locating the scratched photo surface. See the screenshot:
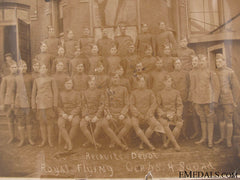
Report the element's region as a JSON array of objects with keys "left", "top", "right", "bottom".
[{"left": 0, "top": 0, "right": 240, "bottom": 179}]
